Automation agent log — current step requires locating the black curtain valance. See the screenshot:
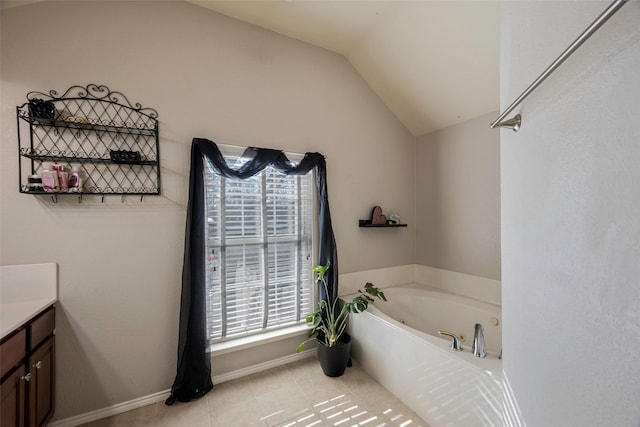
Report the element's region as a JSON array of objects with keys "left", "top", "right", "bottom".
[{"left": 166, "top": 138, "right": 338, "bottom": 404}]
